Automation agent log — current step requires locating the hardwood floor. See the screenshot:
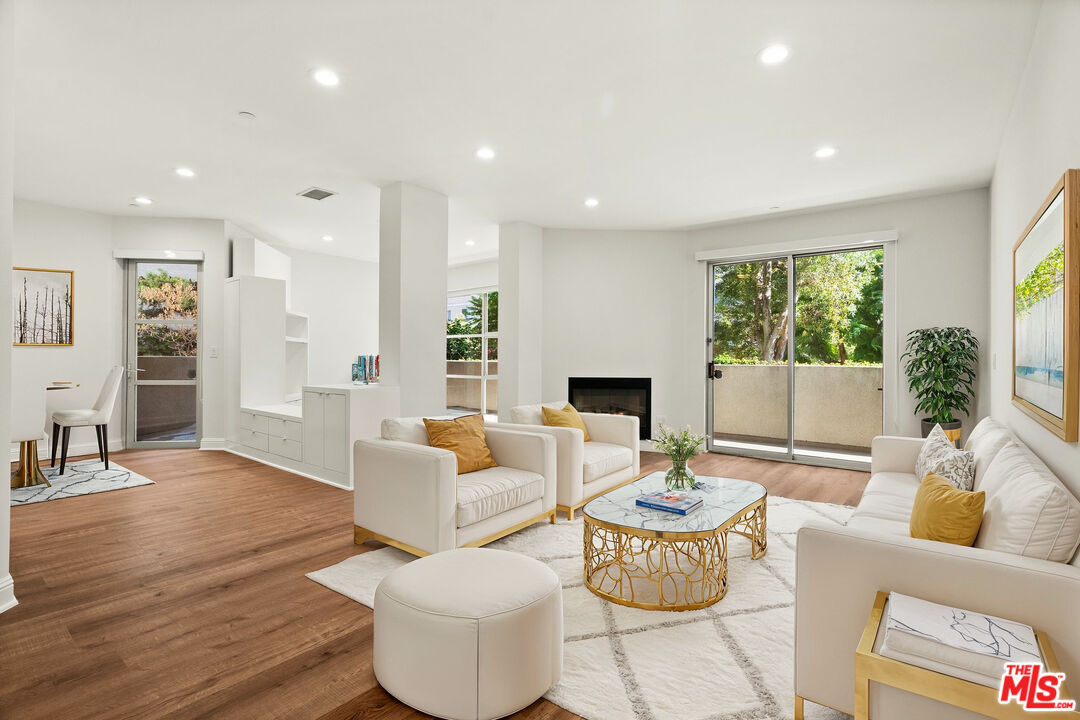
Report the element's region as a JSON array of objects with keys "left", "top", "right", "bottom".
[{"left": 1, "top": 449, "right": 866, "bottom": 720}]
